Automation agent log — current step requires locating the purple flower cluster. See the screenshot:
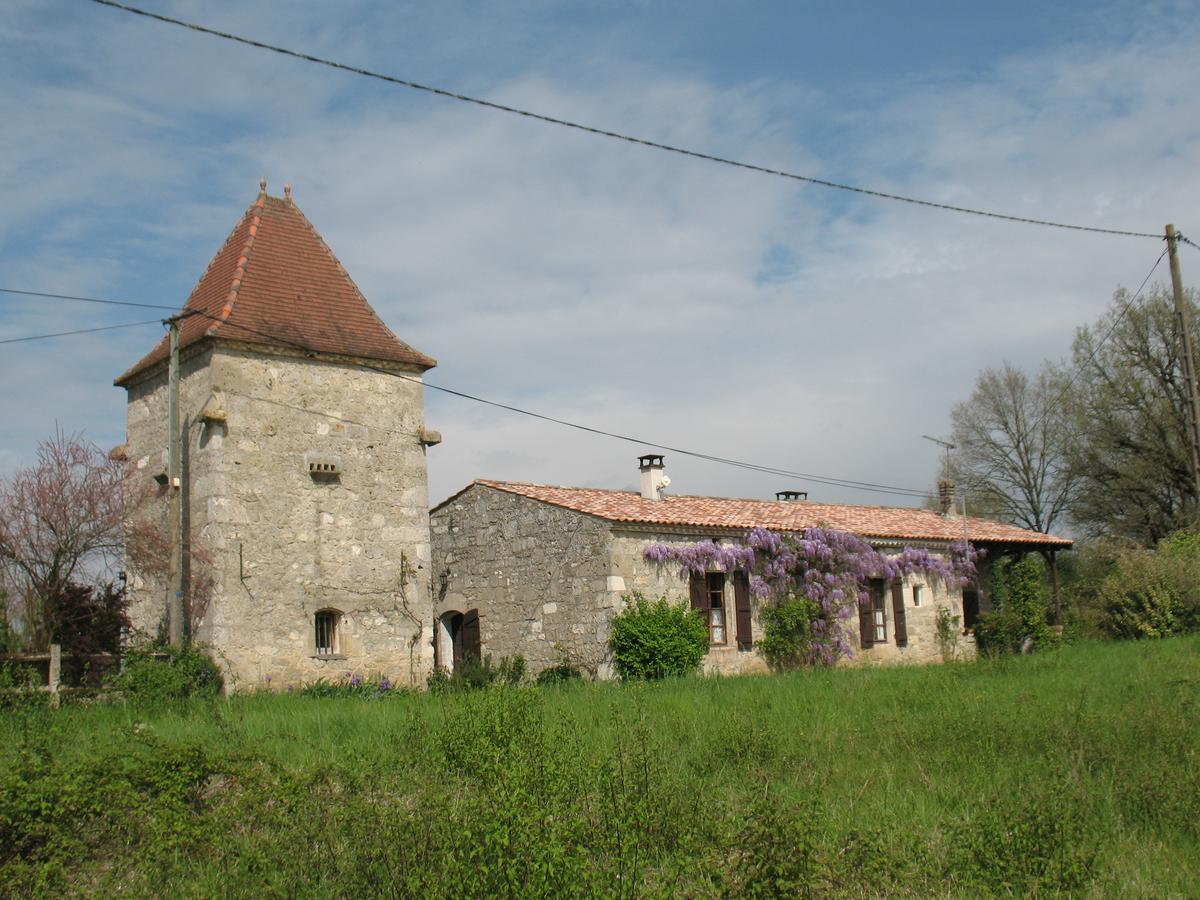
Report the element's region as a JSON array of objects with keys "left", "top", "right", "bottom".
[
  {"left": 644, "top": 539, "right": 755, "bottom": 578},
  {"left": 644, "top": 526, "right": 979, "bottom": 667}
]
